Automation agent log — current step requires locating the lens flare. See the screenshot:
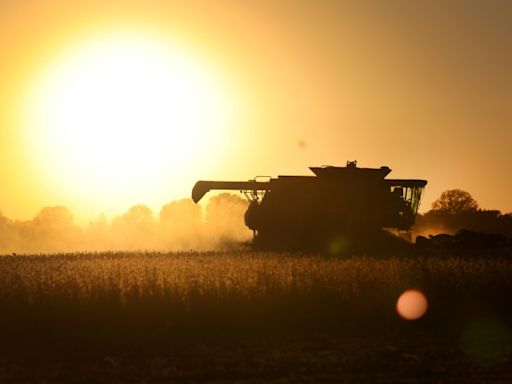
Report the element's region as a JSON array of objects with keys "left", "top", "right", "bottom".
[
  {"left": 462, "top": 317, "right": 512, "bottom": 367},
  {"left": 328, "top": 233, "right": 351, "bottom": 255},
  {"left": 396, "top": 289, "right": 428, "bottom": 320}
]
